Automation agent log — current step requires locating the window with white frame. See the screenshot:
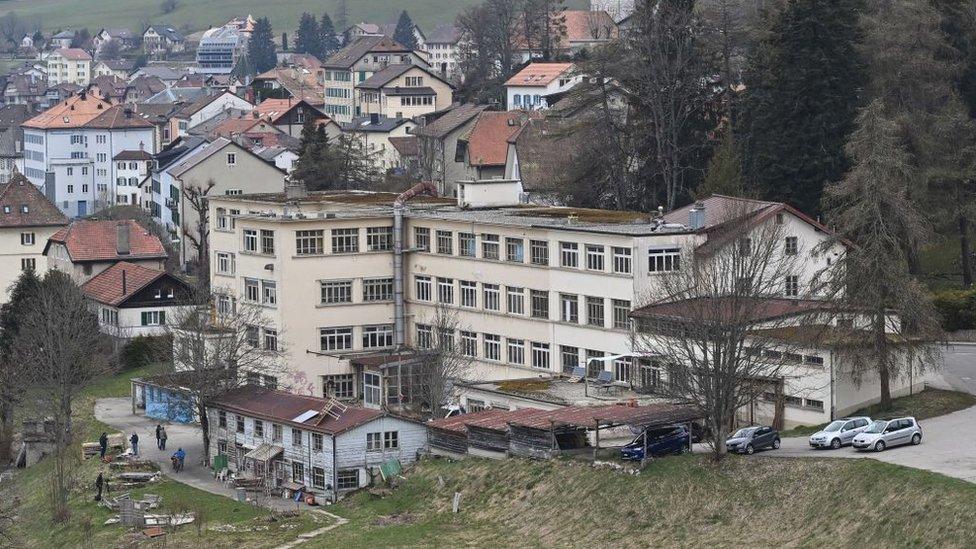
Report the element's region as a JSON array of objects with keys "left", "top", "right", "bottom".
[
  {"left": 366, "top": 432, "right": 382, "bottom": 451},
  {"left": 337, "top": 469, "right": 359, "bottom": 490},
  {"left": 296, "top": 230, "right": 324, "bottom": 255},
  {"left": 226, "top": 152, "right": 237, "bottom": 166},
  {"left": 366, "top": 226, "right": 393, "bottom": 251},
  {"left": 416, "top": 324, "right": 433, "bottom": 348},
  {"left": 363, "top": 278, "right": 393, "bottom": 301},
  {"left": 321, "top": 280, "right": 353, "bottom": 304},
  {"left": 263, "top": 328, "right": 278, "bottom": 351},
  {"left": 243, "top": 229, "right": 258, "bottom": 252},
  {"left": 506, "top": 238, "right": 524, "bottom": 262},
  {"left": 384, "top": 431, "right": 399, "bottom": 449},
  {"left": 507, "top": 338, "right": 525, "bottom": 364},
  {"left": 244, "top": 278, "right": 260, "bottom": 302},
  {"left": 560, "top": 294, "right": 579, "bottom": 323},
  {"left": 785, "top": 236, "right": 798, "bottom": 255},
  {"left": 141, "top": 310, "right": 165, "bottom": 326},
  {"left": 332, "top": 228, "right": 359, "bottom": 253},
  {"left": 459, "top": 280, "right": 477, "bottom": 307},
  {"left": 362, "top": 324, "right": 394, "bottom": 349},
  {"left": 585, "top": 245, "right": 605, "bottom": 271},
  {"left": 437, "top": 277, "right": 454, "bottom": 304},
  {"left": 483, "top": 284, "right": 500, "bottom": 311},
  {"left": 483, "top": 334, "right": 501, "bottom": 361},
  {"left": 20, "top": 258, "right": 35, "bottom": 271},
  {"left": 320, "top": 327, "right": 353, "bottom": 350},
  {"left": 415, "top": 275, "right": 432, "bottom": 301},
  {"left": 531, "top": 342, "right": 550, "bottom": 369},
  {"left": 614, "top": 357, "right": 632, "bottom": 383},
  {"left": 648, "top": 248, "right": 681, "bottom": 273},
  {"left": 506, "top": 286, "right": 525, "bottom": 315},
  {"left": 260, "top": 229, "right": 275, "bottom": 255},
  {"left": 481, "top": 233, "right": 499, "bottom": 259},
  {"left": 785, "top": 275, "right": 799, "bottom": 297},
  {"left": 612, "top": 247, "right": 631, "bottom": 274},
  {"left": 458, "top": 232, "right": 475, "bottom": 256},
  {"left": 261, "top": 280, "right": 277, "bottom": 305},
  {"left": 460, "top": 331, "right": 478, "bottom": 357},
  {"left": 560, "top": 345, "right": 579, "bottom": 374},
  {"left": 414, "top": 227, "right": 430, "bottom": 251},
  {"left": 20, "top": 232, "right": 34, "bottom": 246},
  {"left": 216, "top": 252, "right": 235, "bottom": 275},
  {"left": 612, "top": 299, "right": 631, "bottom": 329},
  {"left": 530, "top": 290, "right": 549, "bottom": 319},
  {"left": 436, "top": 230, "right": 453, "bottom": 254},
  {"left": 586, "top": 296, "right": 604, "bottom": 327},
  {"left": 560, "top": 242, "right": 579, "bottom": 267},
  {"left": 530, "top": 239, "right": 549, "bottom": 266},
  {"left": 312, "top": 466, "right": 326, "bottom": 488}
]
